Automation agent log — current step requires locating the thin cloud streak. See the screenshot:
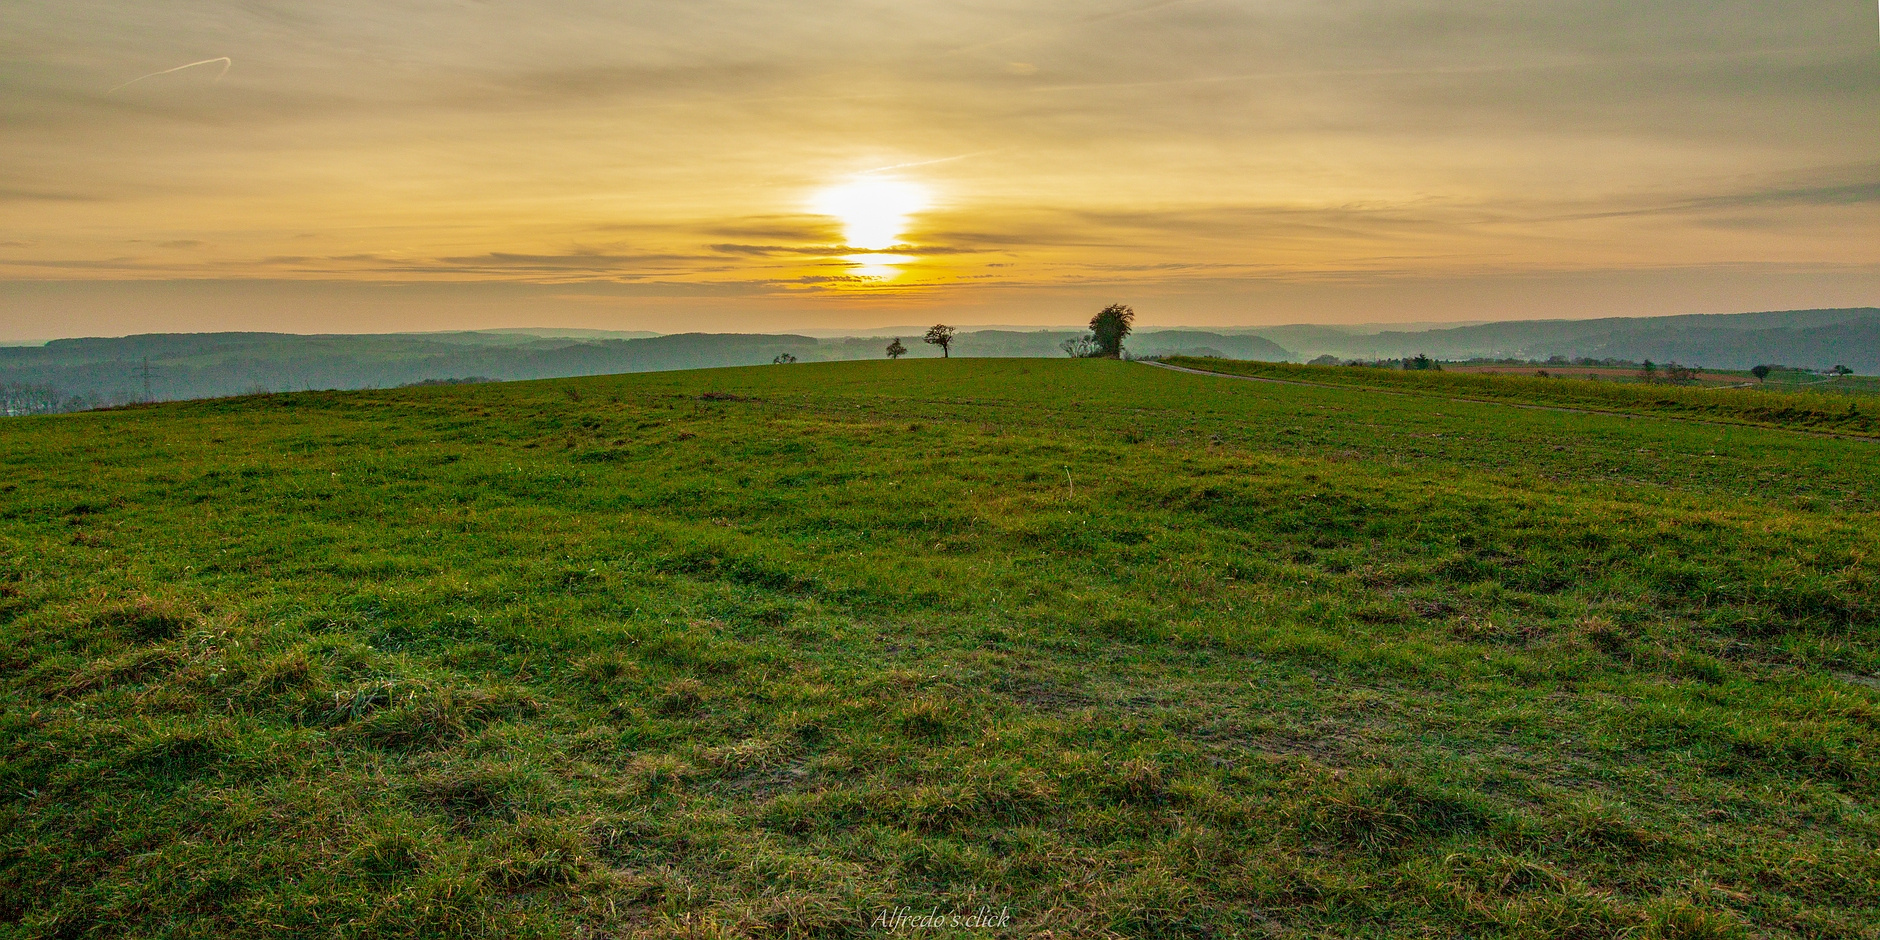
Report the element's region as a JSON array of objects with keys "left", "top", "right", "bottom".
[
  {"left": 946, "top": 0, "right": 1214, "bottom": 54},
  {"left": 1024, "top": 43, "right": 1866, "bottom": 94},
  {"left": 108, "top": 57, "right": 232, "bottom": 93}
]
